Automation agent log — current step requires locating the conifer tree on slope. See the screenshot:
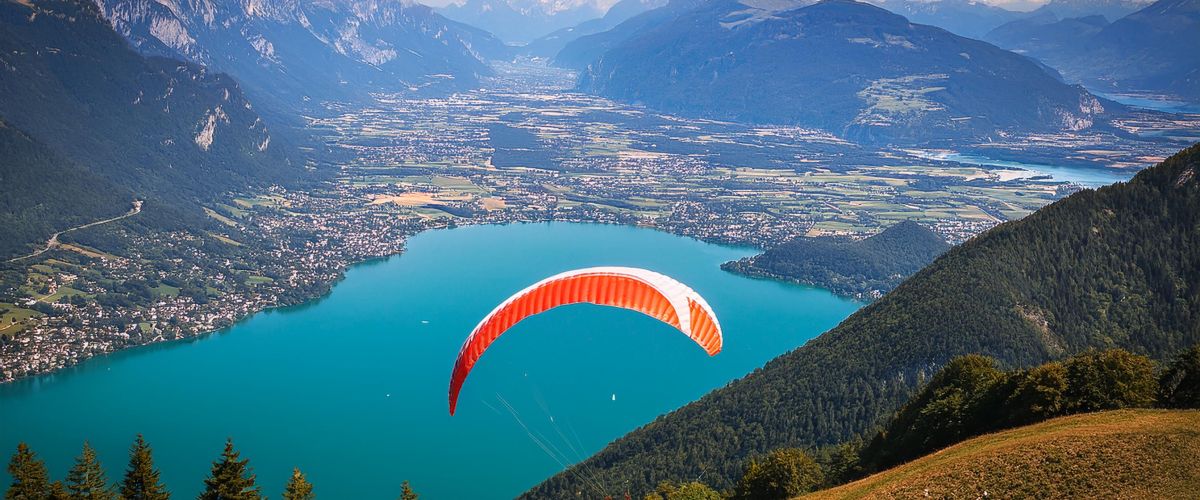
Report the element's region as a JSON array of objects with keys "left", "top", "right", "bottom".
[
  {"left": 281, "top": 468, "right": 314, "bottom": 500},
  {"left": 398, "top": 480, "right": 418, "bottom": 500},
  {"left": 66, "top": 442, "right": 114, "bottom": 500},
  {"left": 200, "top": 439, "right": 262, "bottom": 500},
  {"left": 120, "top": 435, "right": 170, "bottom": 500},
  {"left": 50, "top": 481, "right": 70, "bottom": 500},
  {"left": 6, "top": 443, "right": 51, "bottom": 500}
]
